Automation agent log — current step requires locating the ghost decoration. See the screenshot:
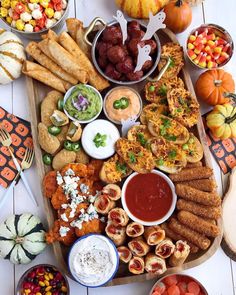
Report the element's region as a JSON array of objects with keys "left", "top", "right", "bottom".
[
  {"left": 113, "top": 10, "right": 127, "bottom": 44},
  {"left": 121, "top": 116, "right": 140, "bottom": 137},
  {"left": 134, "top": 44, "right": 151, "bottom": 73},
  {"left": 142, "top": 11, "right": 166, "bottom": 41}
]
